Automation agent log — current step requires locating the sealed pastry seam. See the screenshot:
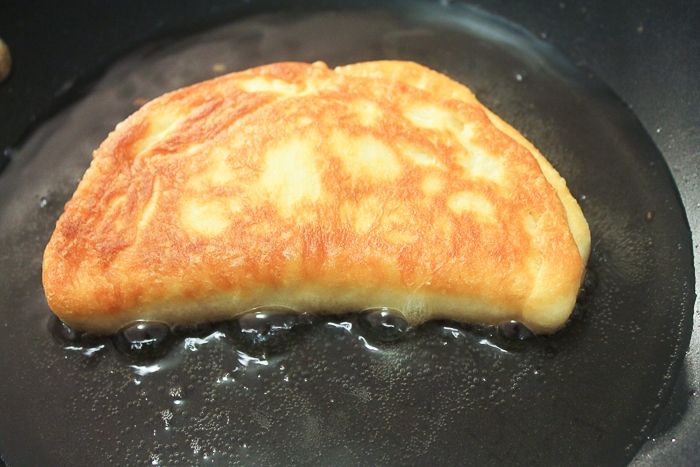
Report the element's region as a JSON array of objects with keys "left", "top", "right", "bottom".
[{"left": 42, "top": 60, "right": 590, "bottom": 335}]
